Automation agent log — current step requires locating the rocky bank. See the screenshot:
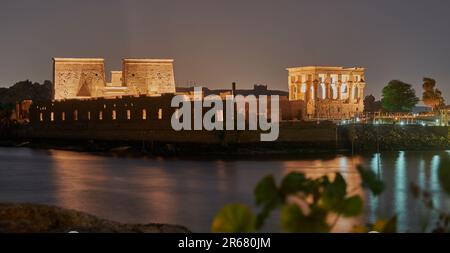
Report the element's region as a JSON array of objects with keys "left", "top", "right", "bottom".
[{"left": 0, "top": 203, "right": 190, "bottom": 233}]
